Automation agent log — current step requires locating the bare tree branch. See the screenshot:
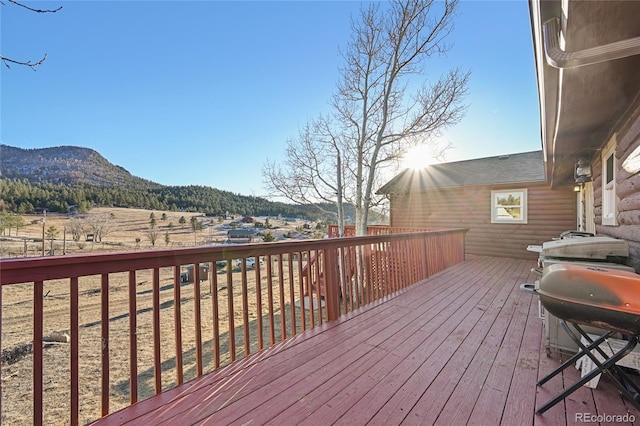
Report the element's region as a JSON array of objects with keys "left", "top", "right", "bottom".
[
  {"left": 0, "top": 53, "right": 47, "bottom": 70},
  {"left": 1, "top": 0, "right": 61, "bottom": 69},
  {"left": 5, "top": 0, "right": 62, "bottom": 13}
]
